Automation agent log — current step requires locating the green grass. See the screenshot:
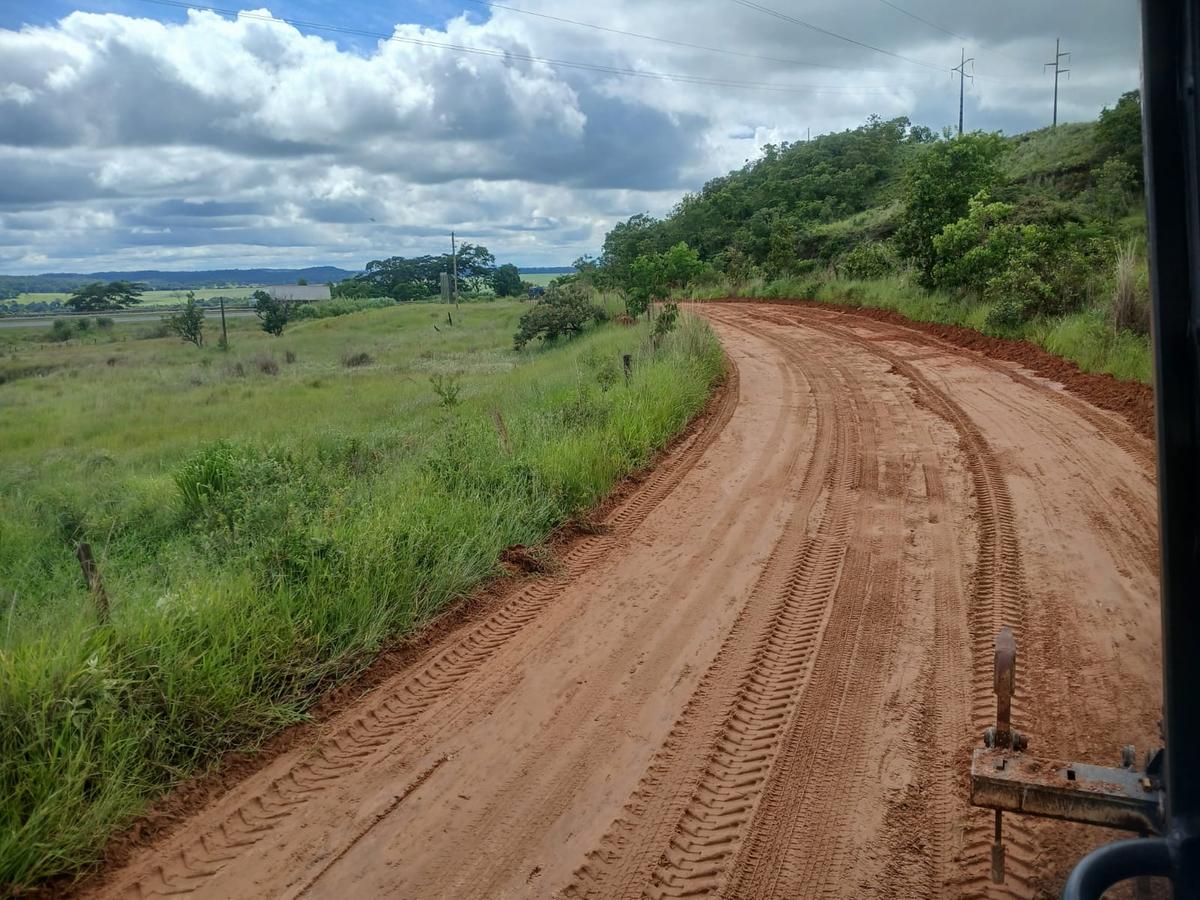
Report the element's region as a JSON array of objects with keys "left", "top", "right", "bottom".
[
  {"left": 10, "top": 288, "right": 262, "bottom": 308},
  {"left": 519, "top": 272, "right": 569, "bottom": 287},
  {"left": 685, "top": 273, "right": 1151, "bottom": 384},
  {"left": 0, "top": 301, "right": 723, "bottom": 892},
  {"left": 1003, "top": 121, "right": 1101, "bottom": 181}
]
